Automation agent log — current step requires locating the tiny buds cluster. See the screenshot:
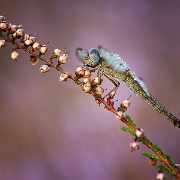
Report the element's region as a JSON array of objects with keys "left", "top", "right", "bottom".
[
  {"left": 39, "top": 65, "right": 49, "bottom": 73},
  {"left": 40, "top": 45, "right": 48, "bottom": 54},
  {"left": 12, "top": 28, "right": 24, "bottom": 38},
  {"left": 75, "top": 66, "right": 85, "bottom": 77},
  {"left": 59, "top": 73, "right": 68, "bottom": 81},
  {"left": 11, "top": 50, "right": 19, "bottom": 60},
  {"left": 83, "top": 83, "right": 91, "bottom": 92},
  {"left": 94, "top": 86, "right": 104, "bottom": 95},
  {"left": 156, "top": 171, "right": 164, "bottom": 180},
  {"left": 149, "top": 158, "right": 157, "bottom": 166},
  {"left": 53, "top": 49, "right": 62, "bottom": 57},
  {"left": 135, "top": 128, "right": 144, "bottom": 138},
  {"left": 58, "top": 53, "right": 68, "bottom": 64},
  {"left": 130, "top": 140, "right": 139, "bottom": 152},
  {"left": 0, "top": 39, "right": 6, "bottom": 47},
  {"left": 116, "top": 111, "right": 123, "bottom": 120},
  {"left": 30, "top": 55, "right": 38, "bottom": 65}
]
